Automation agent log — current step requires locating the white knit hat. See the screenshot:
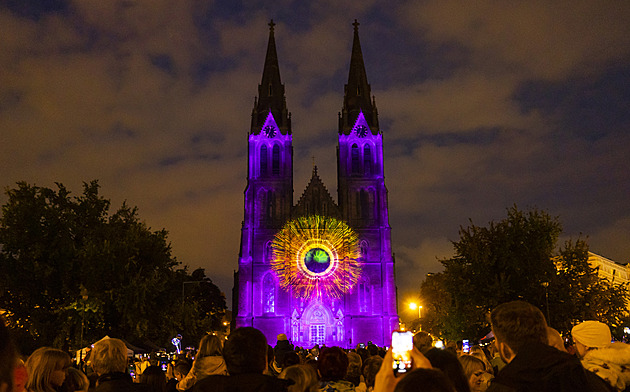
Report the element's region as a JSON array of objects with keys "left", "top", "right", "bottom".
[{"left": 571, "top": 320, "right": 611, "bottom": 348}]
